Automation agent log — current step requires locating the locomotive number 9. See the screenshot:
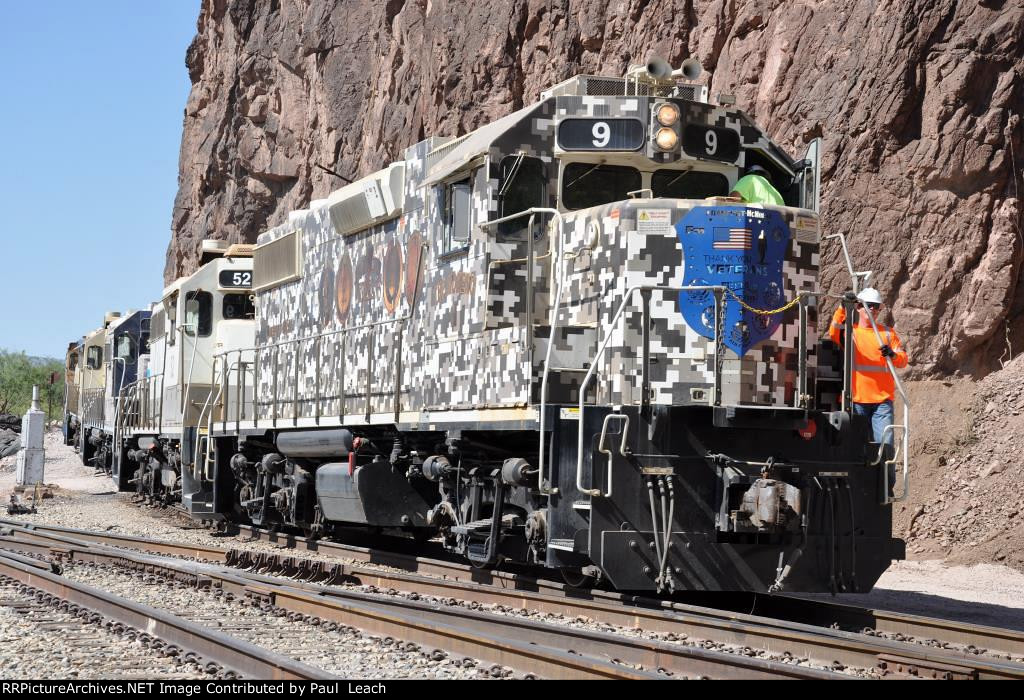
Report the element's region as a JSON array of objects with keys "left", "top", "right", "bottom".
[
  {"left": 557, "top": 118, "right": 645, "bottom": 151},
  {"left": 682, "top": 124, "right": 740, "bottom": 163}
]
